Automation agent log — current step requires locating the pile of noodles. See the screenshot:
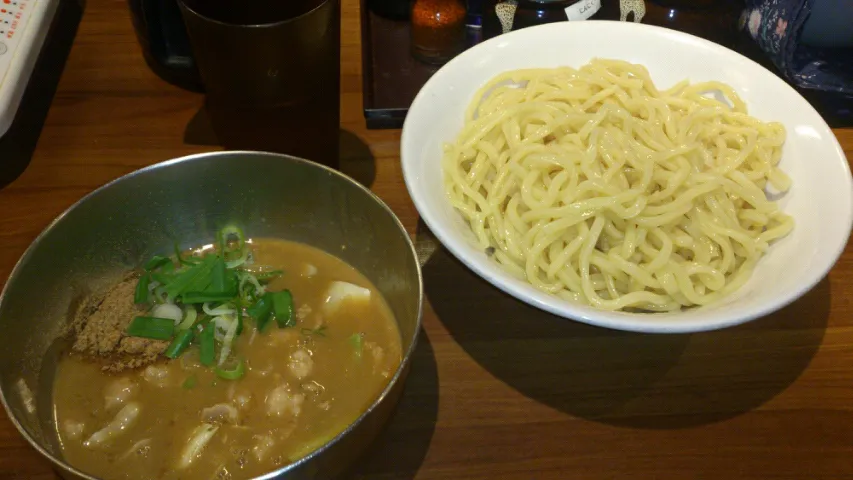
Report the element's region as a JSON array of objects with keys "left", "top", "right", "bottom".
[{"left": 443, "top": 59, "right": 793, "bottom": 312}]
